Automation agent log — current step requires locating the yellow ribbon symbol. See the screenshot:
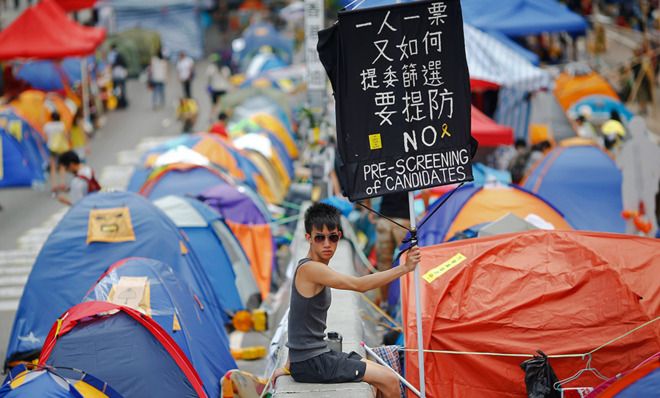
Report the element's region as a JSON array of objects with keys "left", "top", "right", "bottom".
[{"left": 441, "top": 123, "right": 451, "bottom": 138}]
